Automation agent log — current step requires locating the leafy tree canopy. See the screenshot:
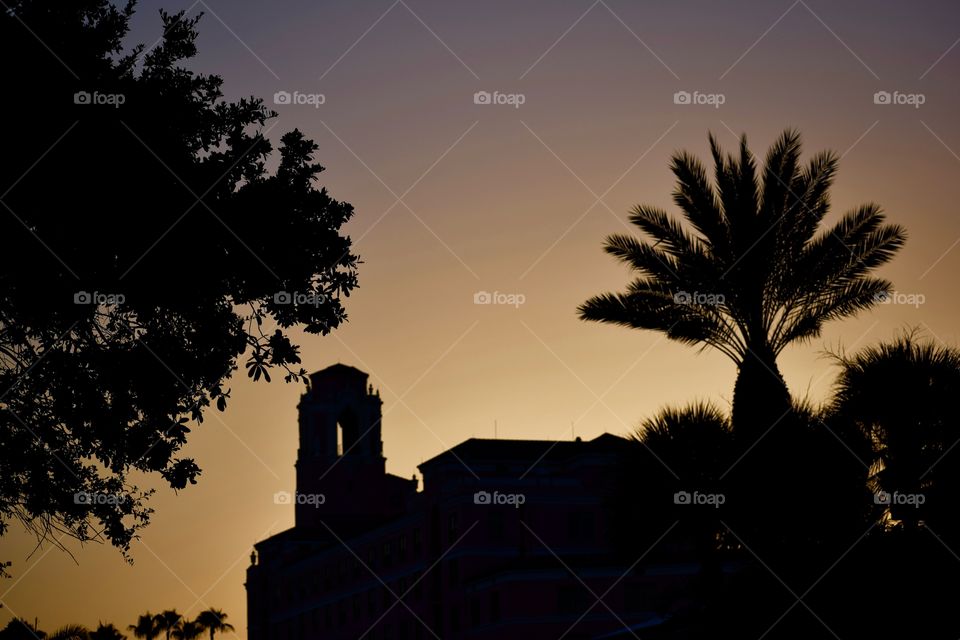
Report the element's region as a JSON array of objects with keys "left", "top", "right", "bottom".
[{"left": 0, "top": 1, "right": 359, "bottom": 563}]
